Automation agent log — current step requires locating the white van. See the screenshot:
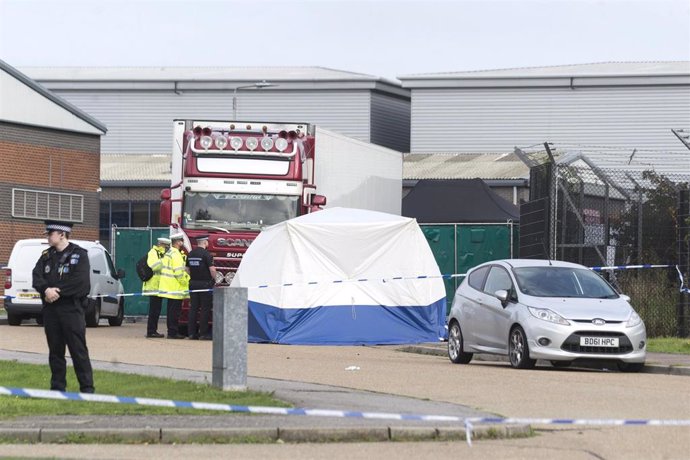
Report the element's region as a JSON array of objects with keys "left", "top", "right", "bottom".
[{"left": 3, "top": 239, "right": 126, "bottom": 327}]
